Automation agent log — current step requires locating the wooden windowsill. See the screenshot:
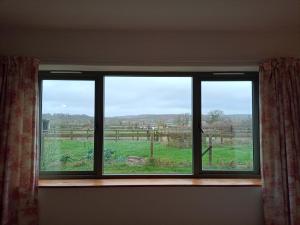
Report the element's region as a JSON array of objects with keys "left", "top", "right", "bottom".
[{"left": 38, "top": 178, "right": 261, "bottom": 188}]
